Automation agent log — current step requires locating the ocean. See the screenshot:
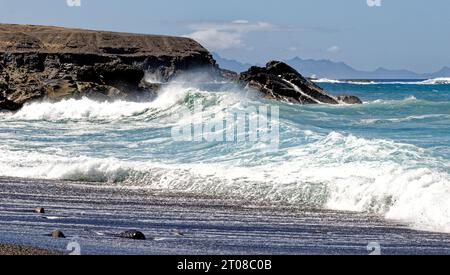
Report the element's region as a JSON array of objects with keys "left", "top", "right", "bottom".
[{"left": 1, "top": 77, "right": 449, "bottom": 235}]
